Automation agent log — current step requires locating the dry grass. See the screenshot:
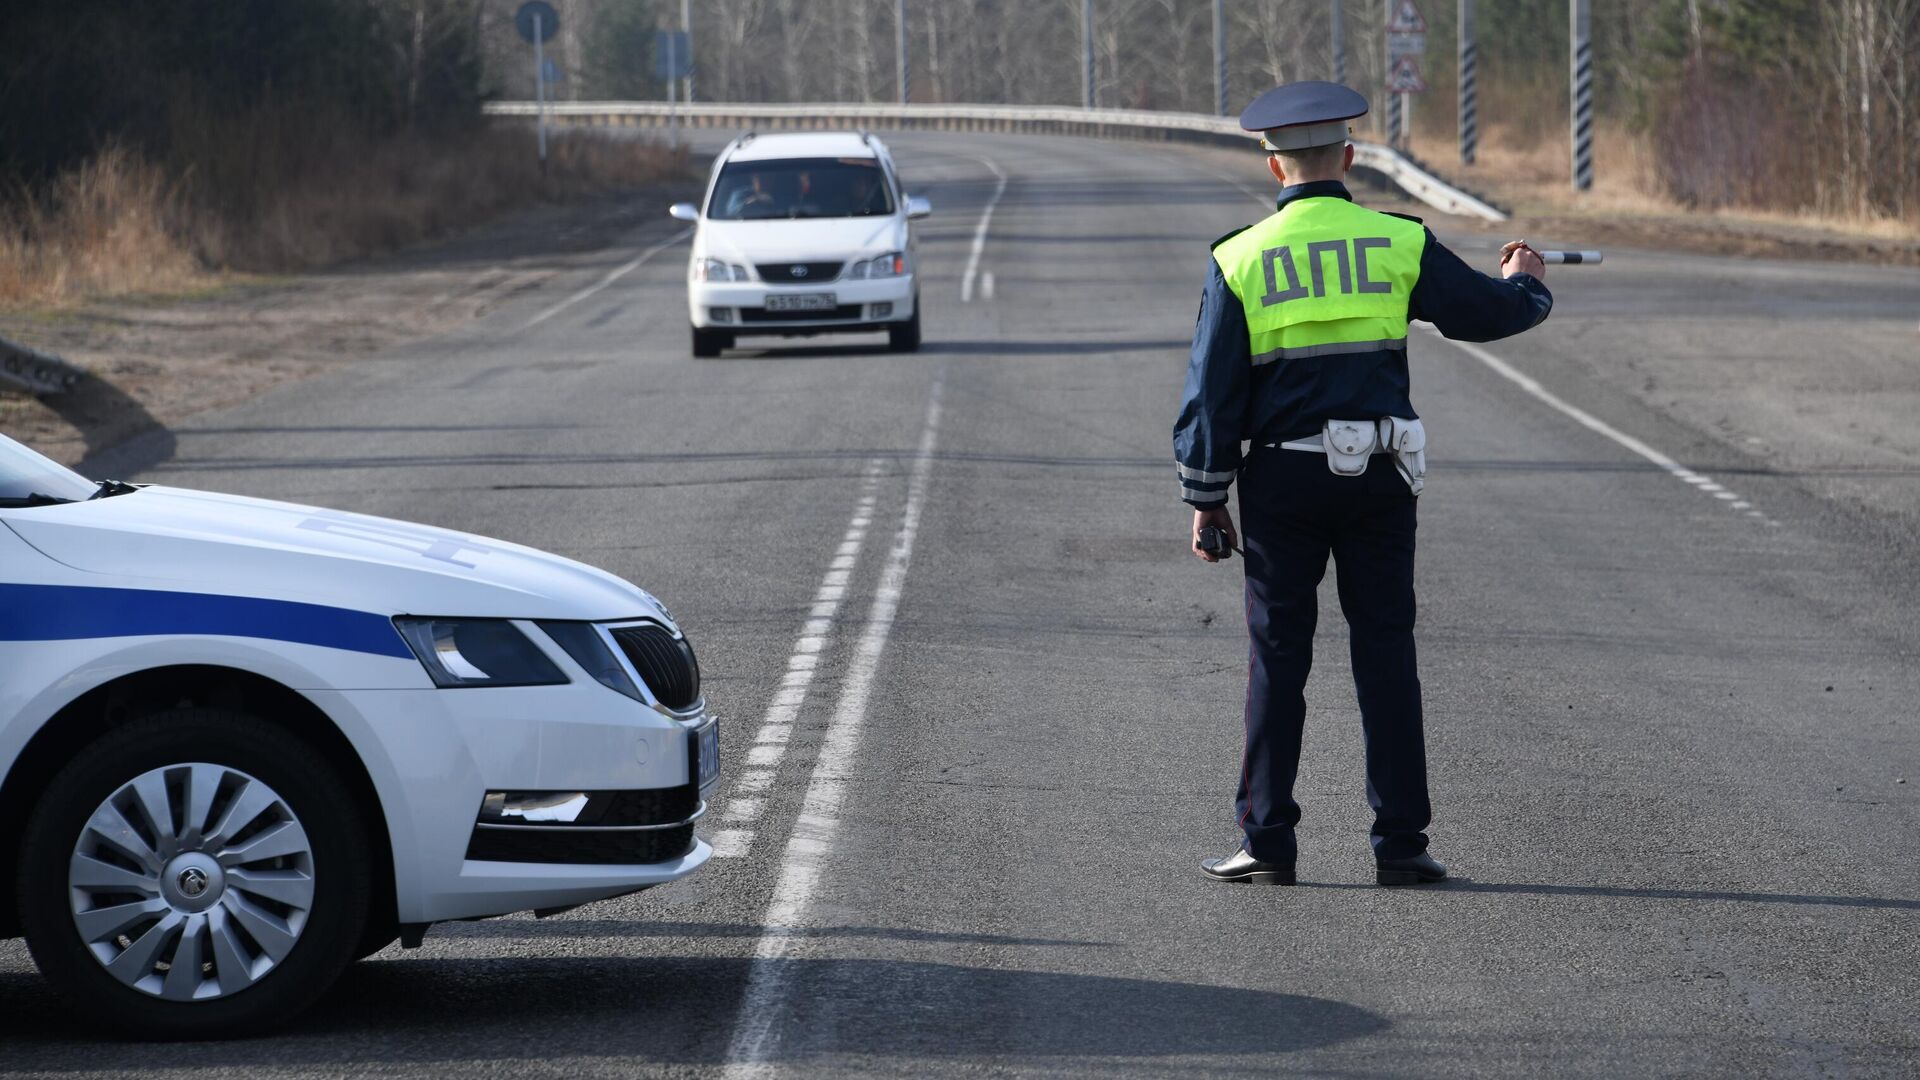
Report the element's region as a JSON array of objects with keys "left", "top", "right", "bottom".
[{"left": 0, "top": 113, "right": 688, "bottom": 311}]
